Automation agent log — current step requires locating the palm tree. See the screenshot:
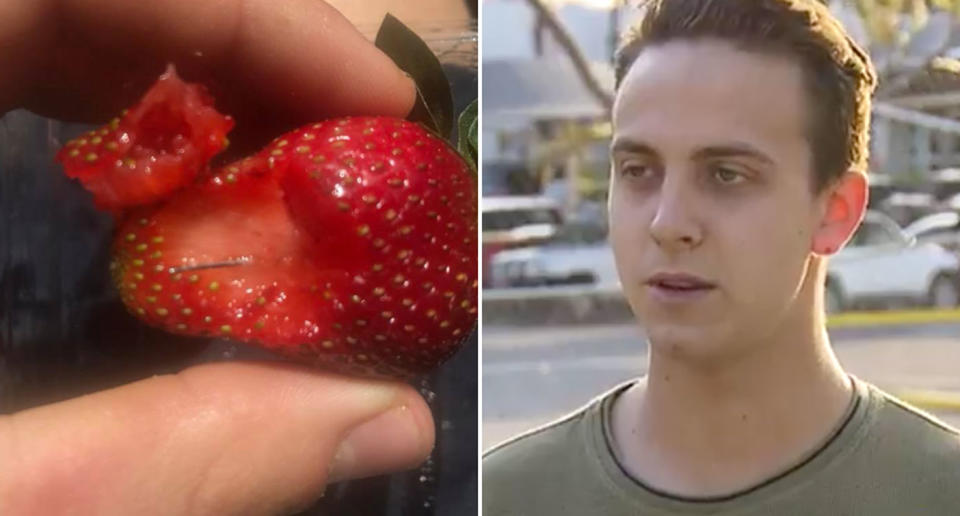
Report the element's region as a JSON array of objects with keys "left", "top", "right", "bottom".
[{"left": 523, "top": 0, "right": 614, "bottom": 110}]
